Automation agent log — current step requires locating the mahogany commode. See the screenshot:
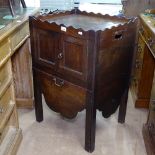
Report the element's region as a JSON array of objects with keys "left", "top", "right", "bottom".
[{"left": 29, "top": 9, "right": 137, "bottom": 152}]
